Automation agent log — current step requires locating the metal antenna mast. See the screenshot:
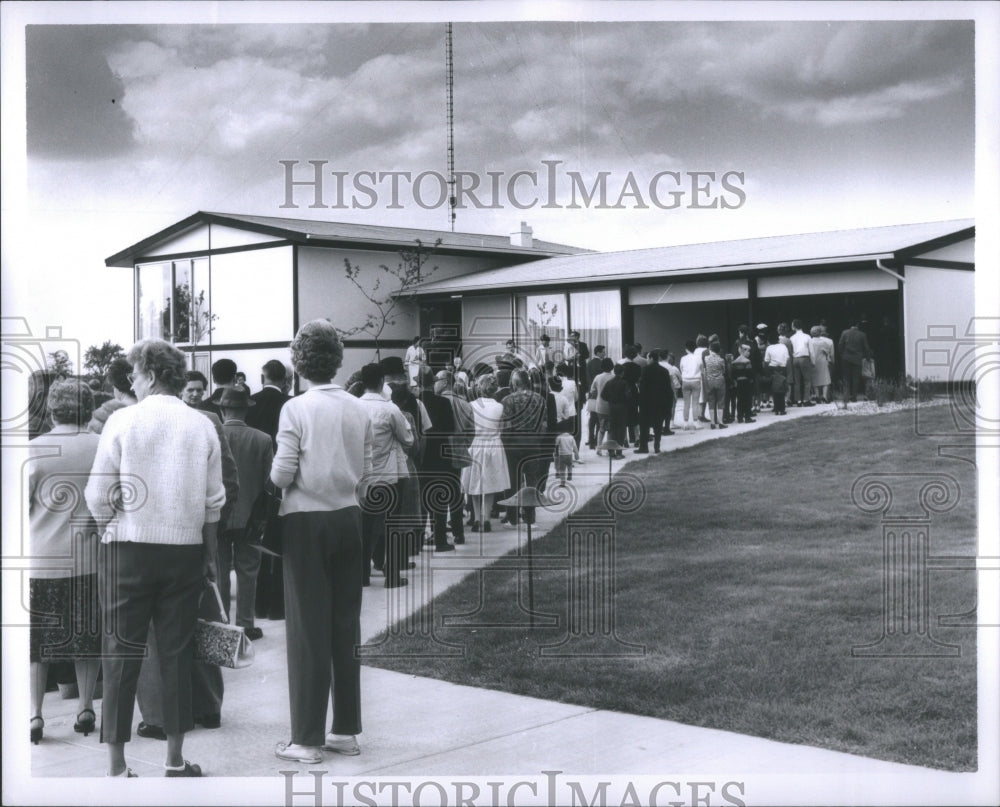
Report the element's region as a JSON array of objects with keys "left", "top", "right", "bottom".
[{"left": 445, "top": 22, "right": 456, "bottom": 231}]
